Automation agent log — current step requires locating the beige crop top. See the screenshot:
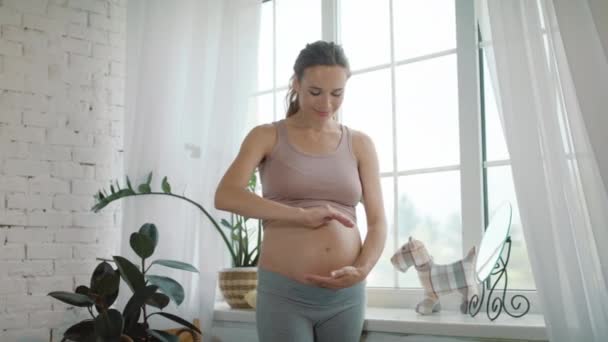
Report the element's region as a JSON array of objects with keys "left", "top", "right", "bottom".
[{"left": 258, "top": 119, "right": 362, "bottom": 225}]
